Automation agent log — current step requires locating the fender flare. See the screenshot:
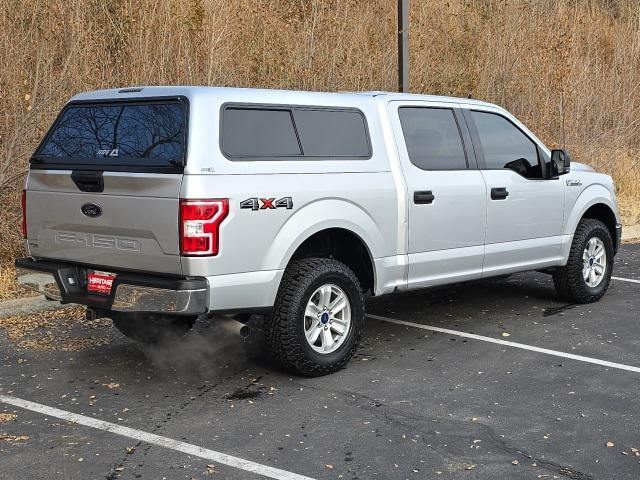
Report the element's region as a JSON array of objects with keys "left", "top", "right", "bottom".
[
  {"left": 262, "top": 198, "right": 384, "bottom": 273},
  {"left": 563, "top": 184, "right": 618, "bottom": 237}
]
